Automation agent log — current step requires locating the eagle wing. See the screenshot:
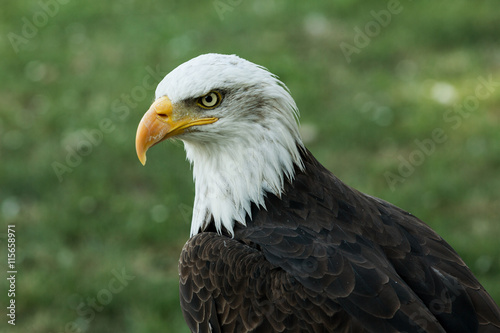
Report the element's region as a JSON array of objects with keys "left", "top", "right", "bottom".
[
  {"left": 178, "top": 228, "right": 445, "bottom": 333},
  {"left": 179, "top": 232, "right": 373, "bottom": 332},
  {"left": 178, "top": 221, "right": 453, "bottom": 332}
]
